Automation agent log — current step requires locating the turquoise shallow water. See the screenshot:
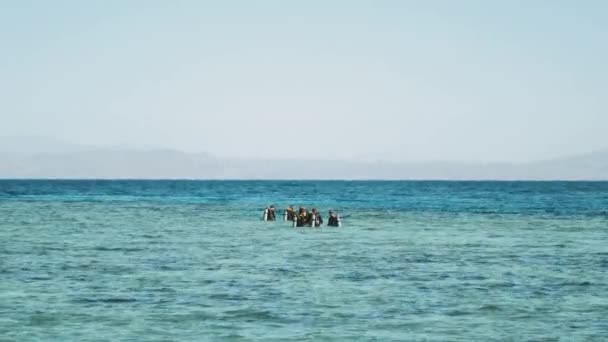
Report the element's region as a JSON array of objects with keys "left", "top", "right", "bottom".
[{"left": 1, "top": 180, "right": 607, "bottom": 341}]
